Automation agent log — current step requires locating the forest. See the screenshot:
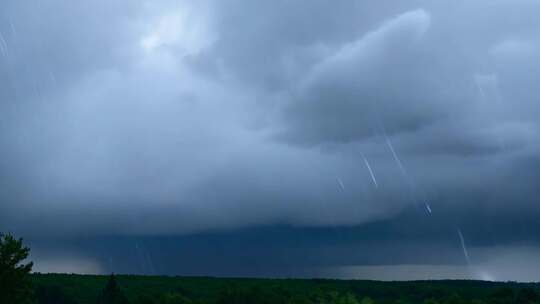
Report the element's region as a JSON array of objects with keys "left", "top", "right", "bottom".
[{"left": 30, "top": 273, "right": 540, "bottom": 304}]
